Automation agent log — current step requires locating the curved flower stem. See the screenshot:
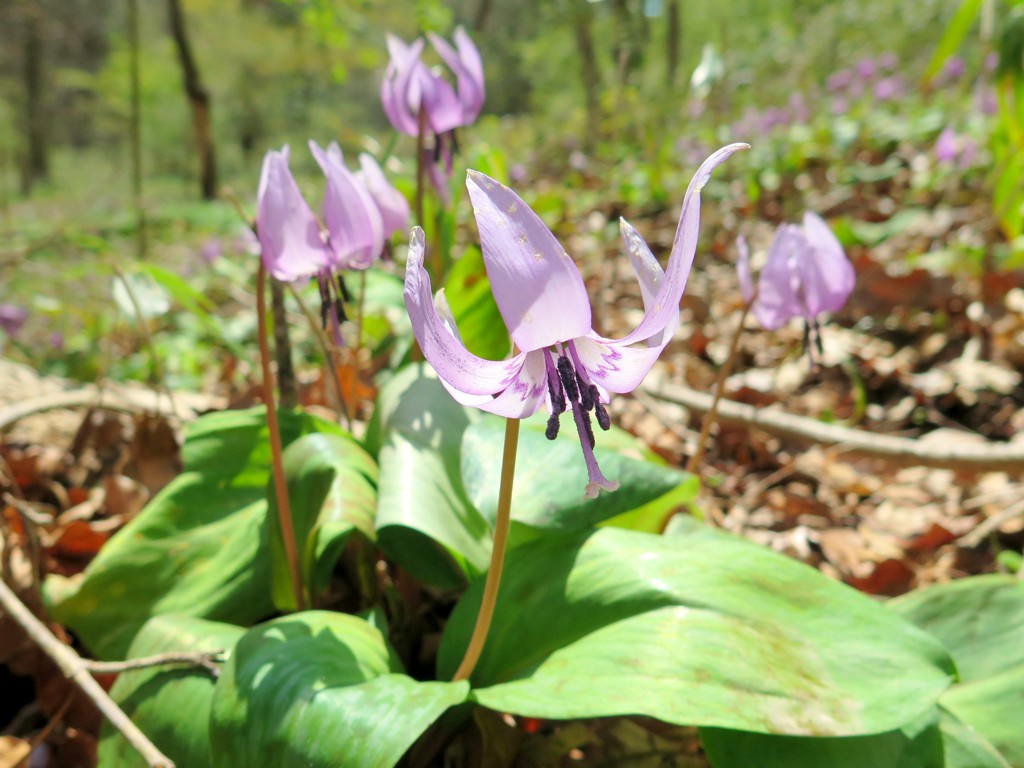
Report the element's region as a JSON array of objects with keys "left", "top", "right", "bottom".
[
  {"left": 660, "top": 298, "right": 753, "bottom": 534},
  {"left": 452, "top": 417, "right": 520, "bottom": 682},
  {"left": 686, "top": 299, "right": 753, "bottom": 475},
  {"left": 257, "top": 261, "right": 306, "bottom": 611}
]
